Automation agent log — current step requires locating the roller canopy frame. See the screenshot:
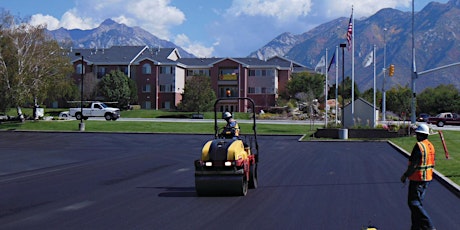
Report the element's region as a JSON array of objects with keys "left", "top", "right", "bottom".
[{"left": 213, "top": 97, "right": 259, "bottom": 158}]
